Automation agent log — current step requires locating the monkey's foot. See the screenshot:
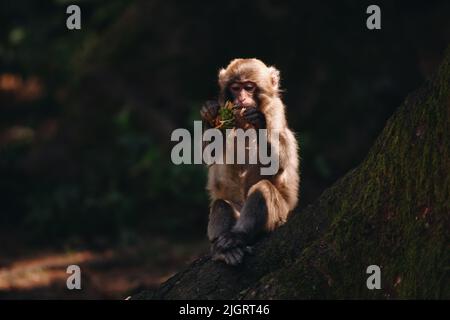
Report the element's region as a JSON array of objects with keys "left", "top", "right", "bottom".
[{"left": 211, "top": 232, "right": 252, "bottom": 266}]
